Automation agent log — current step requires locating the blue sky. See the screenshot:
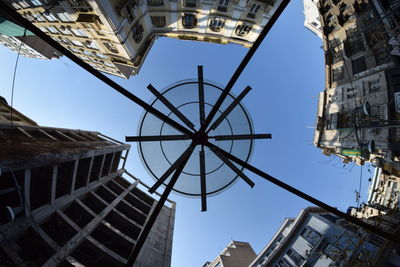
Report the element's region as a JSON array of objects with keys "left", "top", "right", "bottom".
[{"left": 0, "top": 1, "right": 373, "bottom": 266}]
